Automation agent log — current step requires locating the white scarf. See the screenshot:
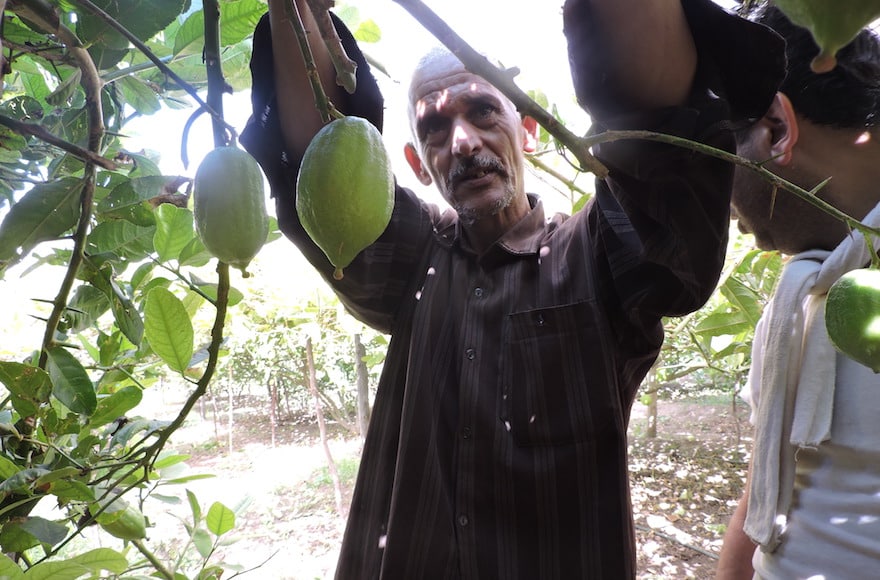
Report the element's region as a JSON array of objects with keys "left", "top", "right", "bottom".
[{"left": 744, "top": 203, "right": 880, "bottom": 551}]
